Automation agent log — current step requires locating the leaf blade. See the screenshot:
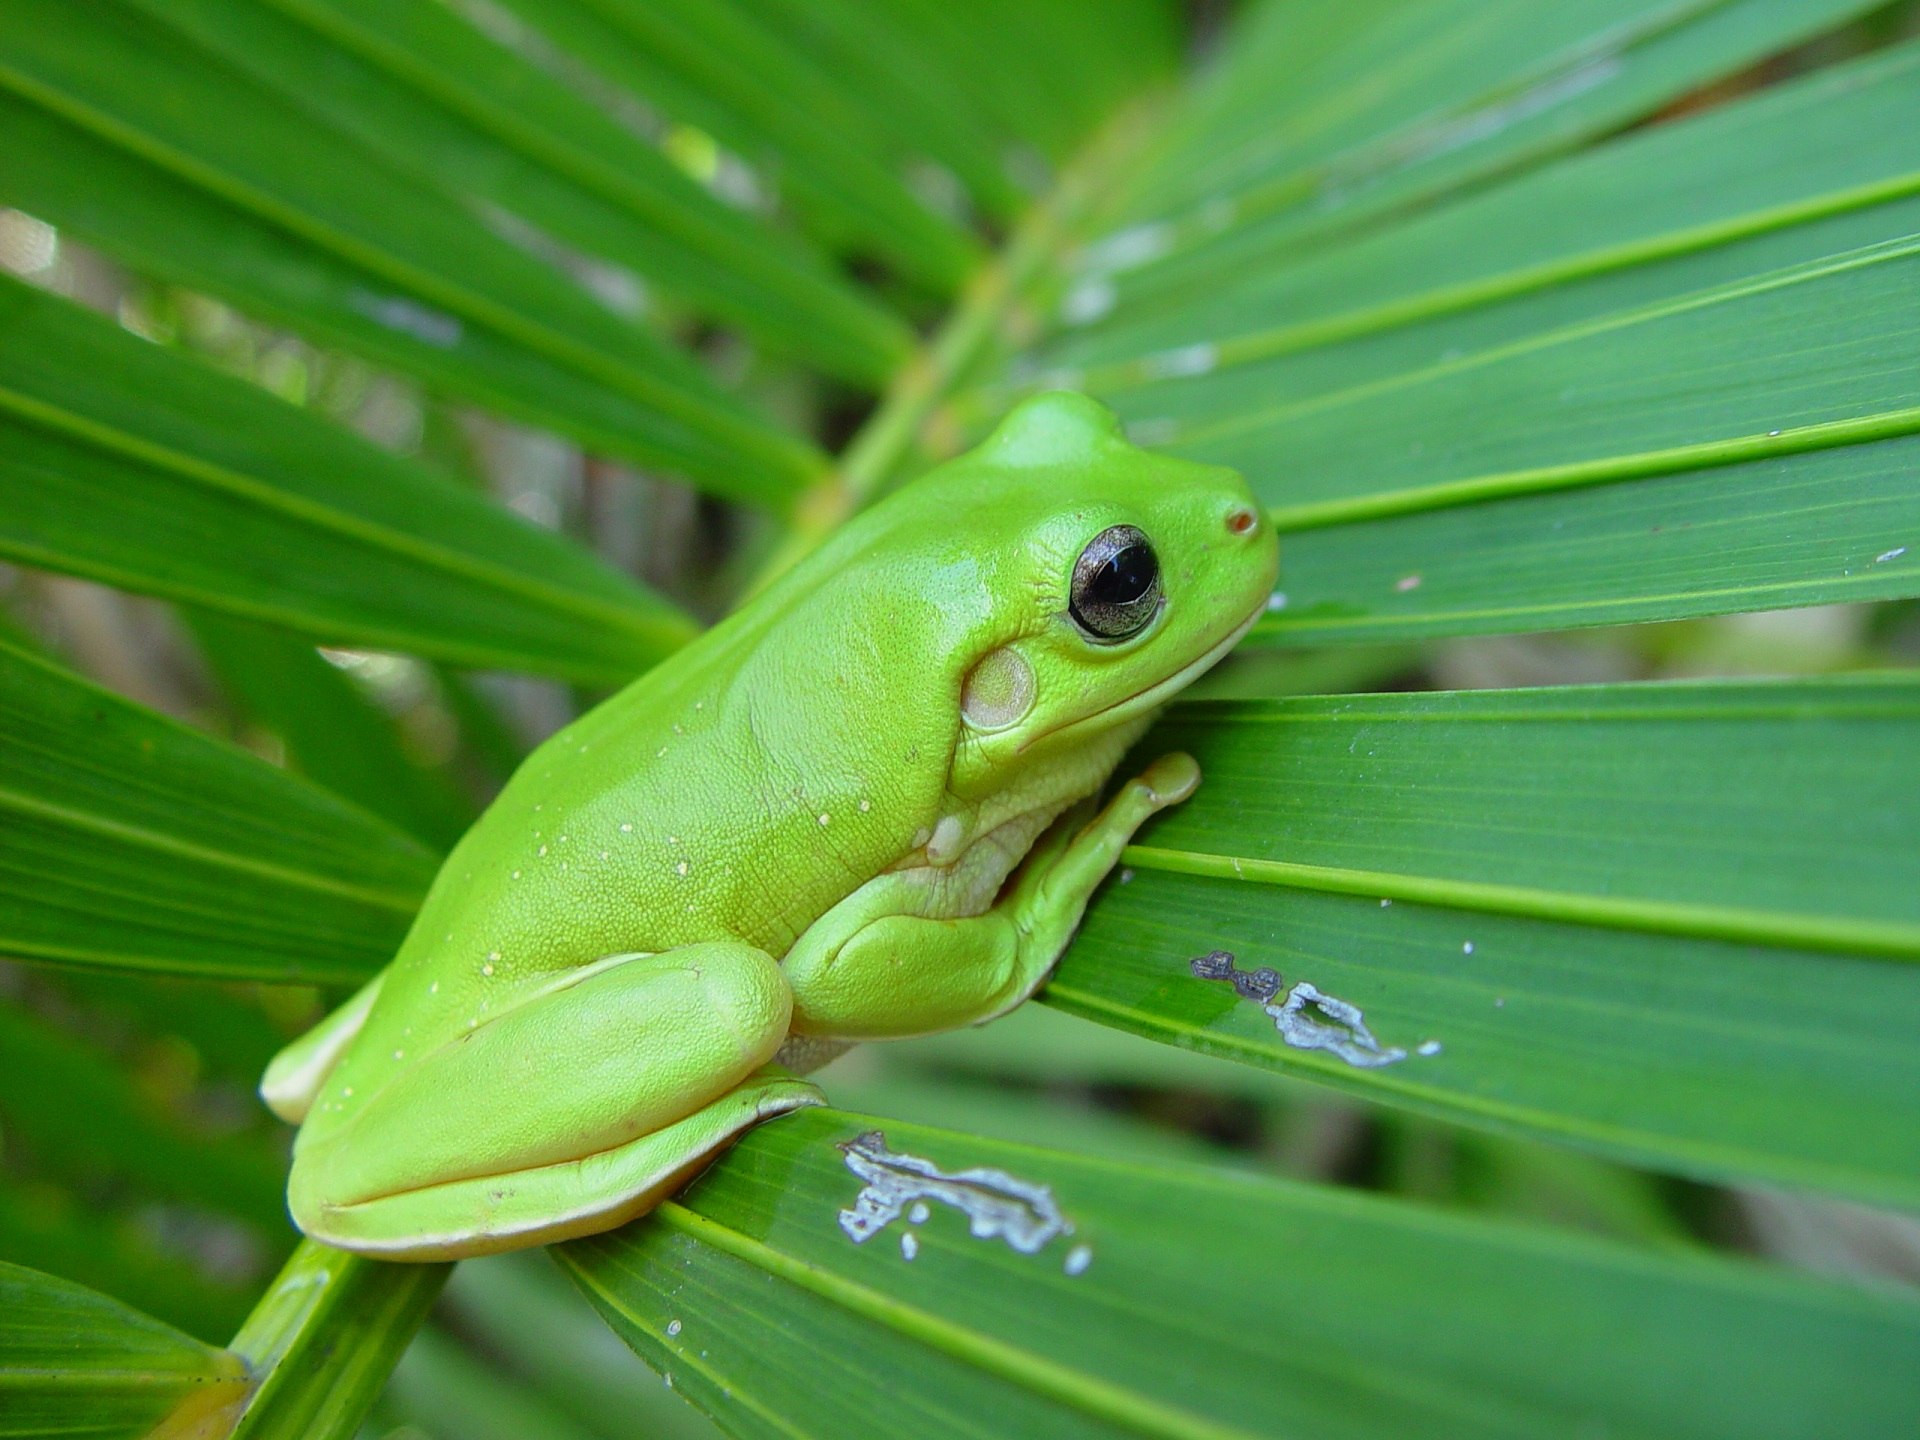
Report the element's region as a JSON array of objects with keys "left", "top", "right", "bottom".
[
  {"left": 0, "top": 640, "right": 433, "bottom": 983},
  {"left": 0, "top": 1261, "right": 248, "bottom": 1440},
  {"left": 563, "top": 1108, "right": 1920, "bottom": 1440},
  {"left": 0, "top": 277, "right": 698, "bottom": 681},
  {"left": 1047, "top": 678, "right": 1920, "bottom": 1203}
]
